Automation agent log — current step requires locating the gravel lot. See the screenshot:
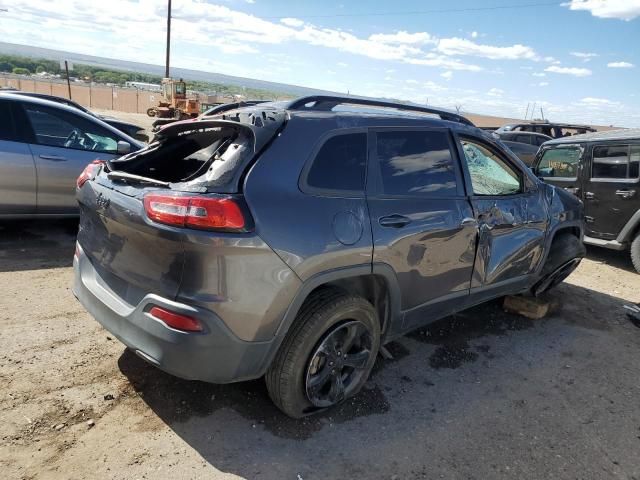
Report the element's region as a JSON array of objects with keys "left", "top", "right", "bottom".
[{"left": 1, "top": 219, "right": 639, "bottom": 480}]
